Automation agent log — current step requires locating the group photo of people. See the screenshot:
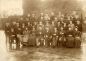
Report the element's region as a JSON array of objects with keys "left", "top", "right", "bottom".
[{"left": 4, "top": 11, "right": 82, "bottom": 50}]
